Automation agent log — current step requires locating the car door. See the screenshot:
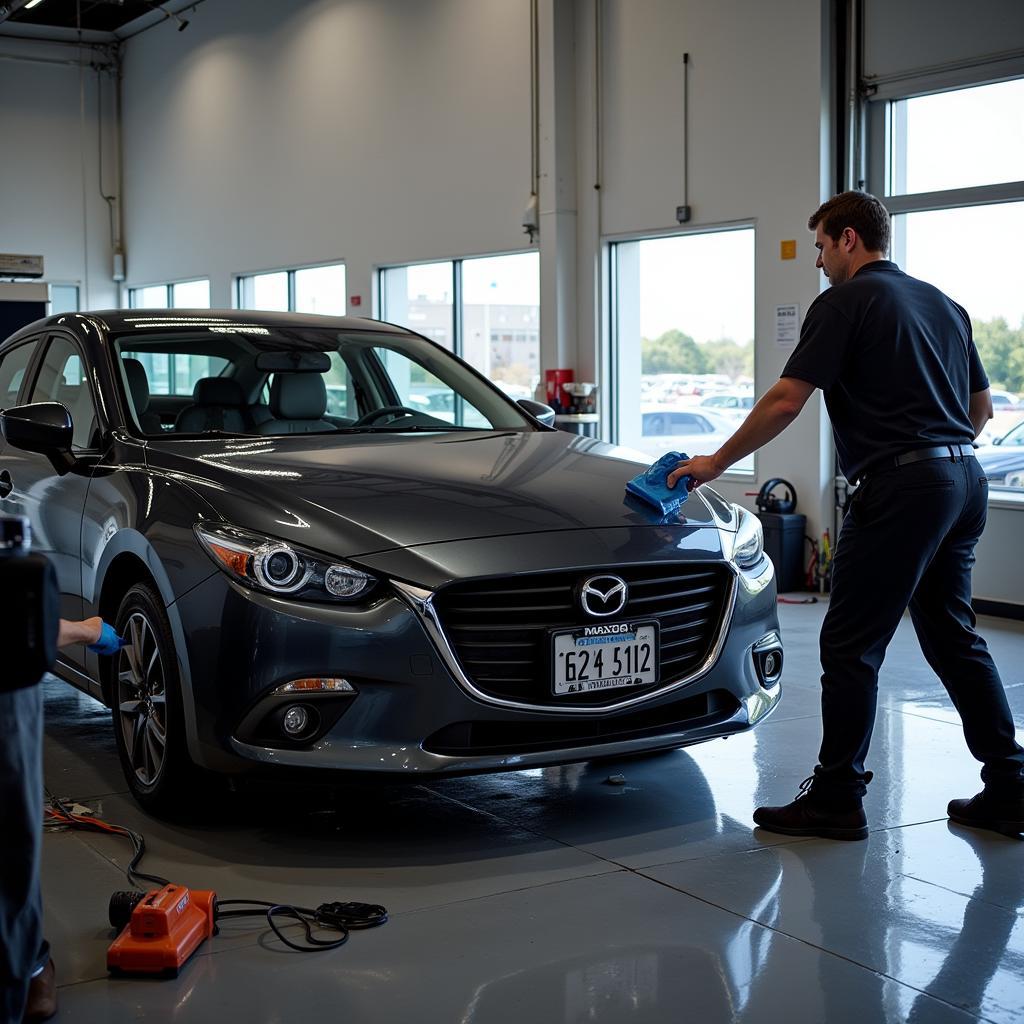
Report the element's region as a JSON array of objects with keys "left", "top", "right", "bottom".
[
  {"left": 6, "top": 332, "right": 103, "bottom": 673},
  {"left": 0, "top": 337, "right": 42, "bottom": 503}
]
